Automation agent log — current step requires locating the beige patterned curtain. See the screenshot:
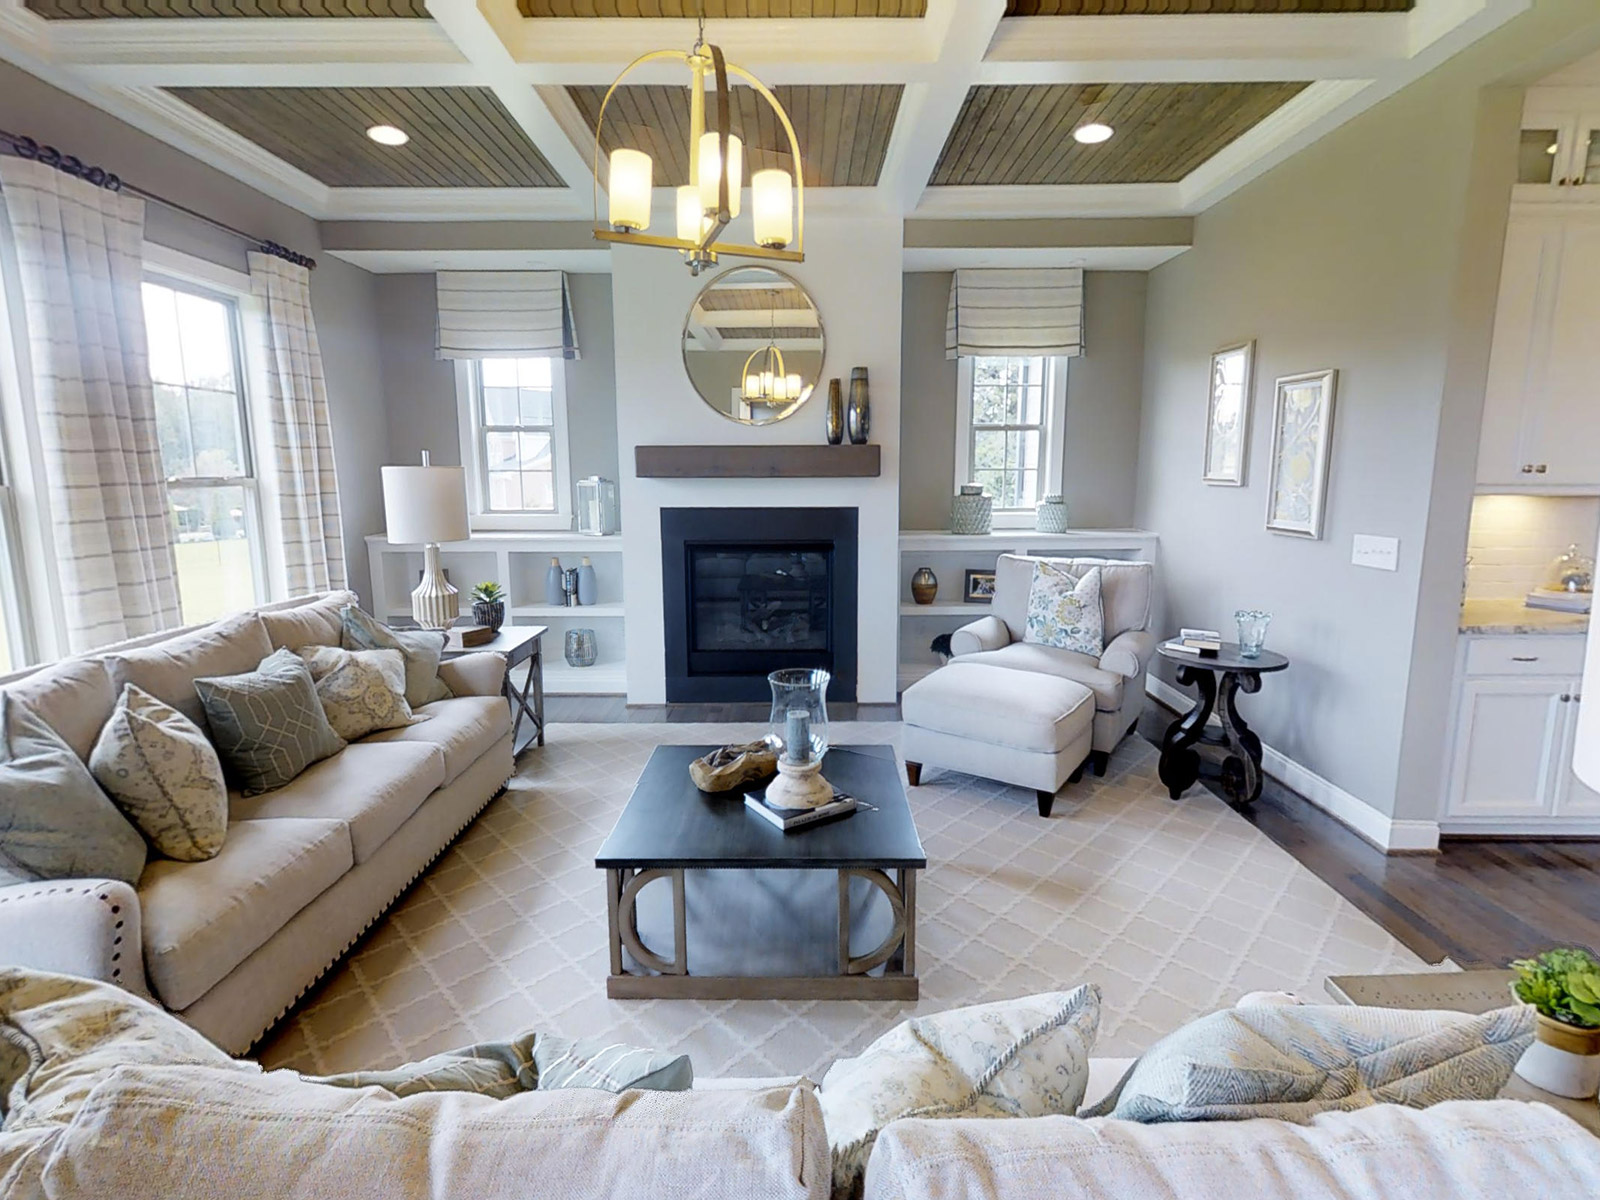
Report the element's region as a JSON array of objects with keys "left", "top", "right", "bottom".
[
  {"left": 945, "top": 267, "right": 1084, "bottom": 359},
  {"left": 249, "top": 251, "right": 346, "bottom": 594},
  {"left": 0, "top": 156, "right": 181, "bottom": 652}
]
